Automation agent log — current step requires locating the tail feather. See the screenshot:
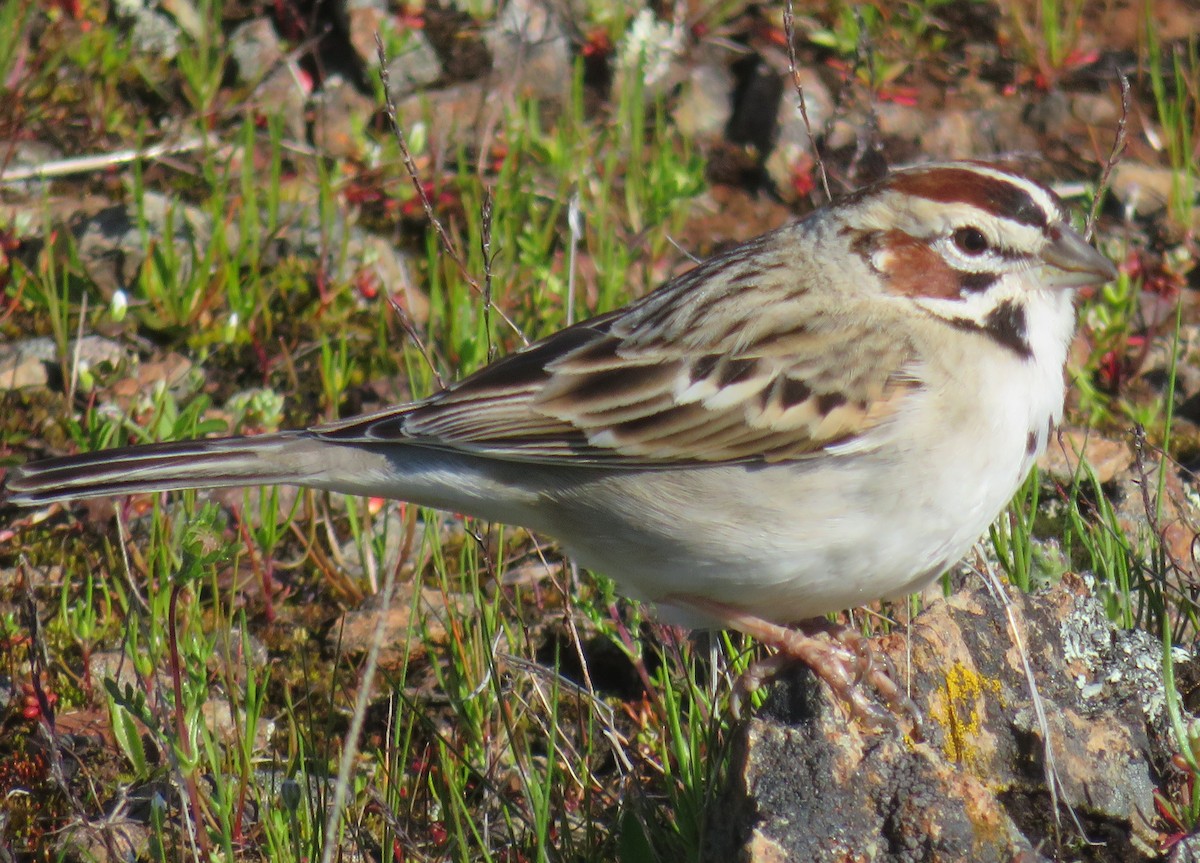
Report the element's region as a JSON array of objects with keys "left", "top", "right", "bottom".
[{"left": 3, "top": 431, "right": 313, "bottom": 506}]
